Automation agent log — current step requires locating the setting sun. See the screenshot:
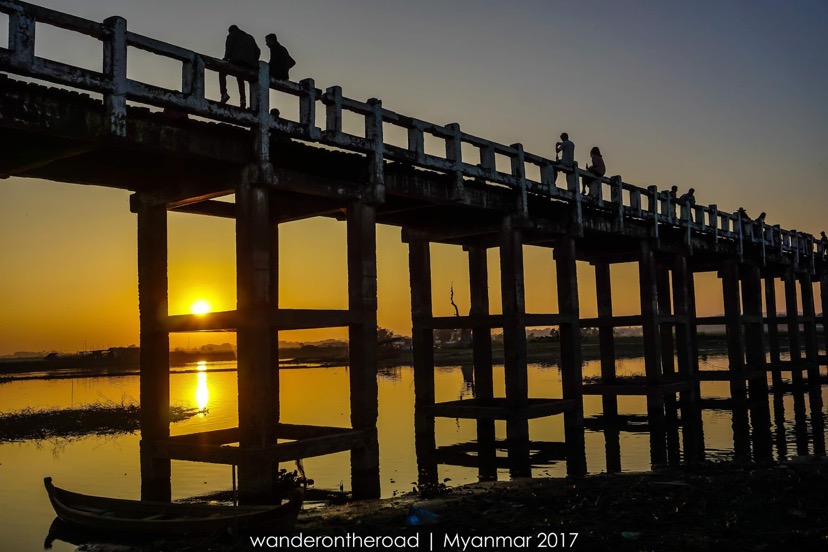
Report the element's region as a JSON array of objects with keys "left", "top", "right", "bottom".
[{"left": 190, "top": 300, "right": 211, "bottom": 315}]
